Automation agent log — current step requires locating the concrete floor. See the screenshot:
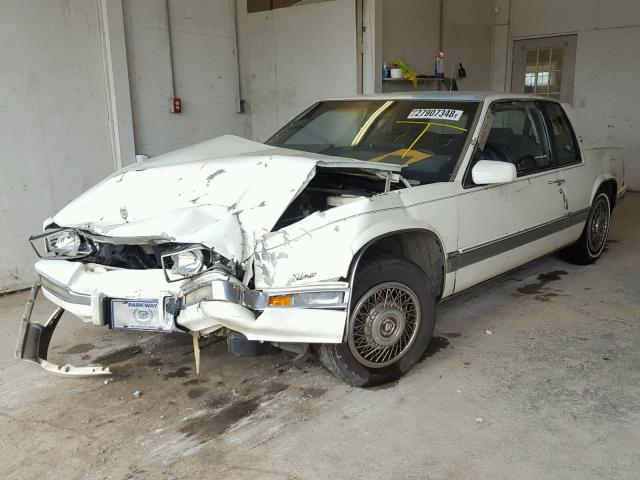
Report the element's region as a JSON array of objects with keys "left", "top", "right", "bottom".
[{"left": 1, "top": 193, "right": 638, "bottom": 480}]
